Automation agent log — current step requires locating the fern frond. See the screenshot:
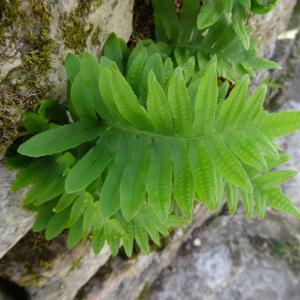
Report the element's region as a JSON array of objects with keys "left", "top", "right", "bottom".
[{"left": 14, "top": 49, "right": 300, "bottom": 257}]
